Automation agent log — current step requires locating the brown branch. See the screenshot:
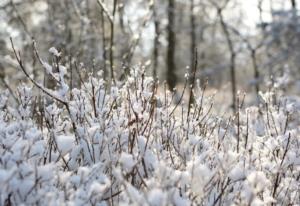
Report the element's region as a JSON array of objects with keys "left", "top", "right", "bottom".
[{"left": 10, "top": 38, "right": 66, "bottom": 104}]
